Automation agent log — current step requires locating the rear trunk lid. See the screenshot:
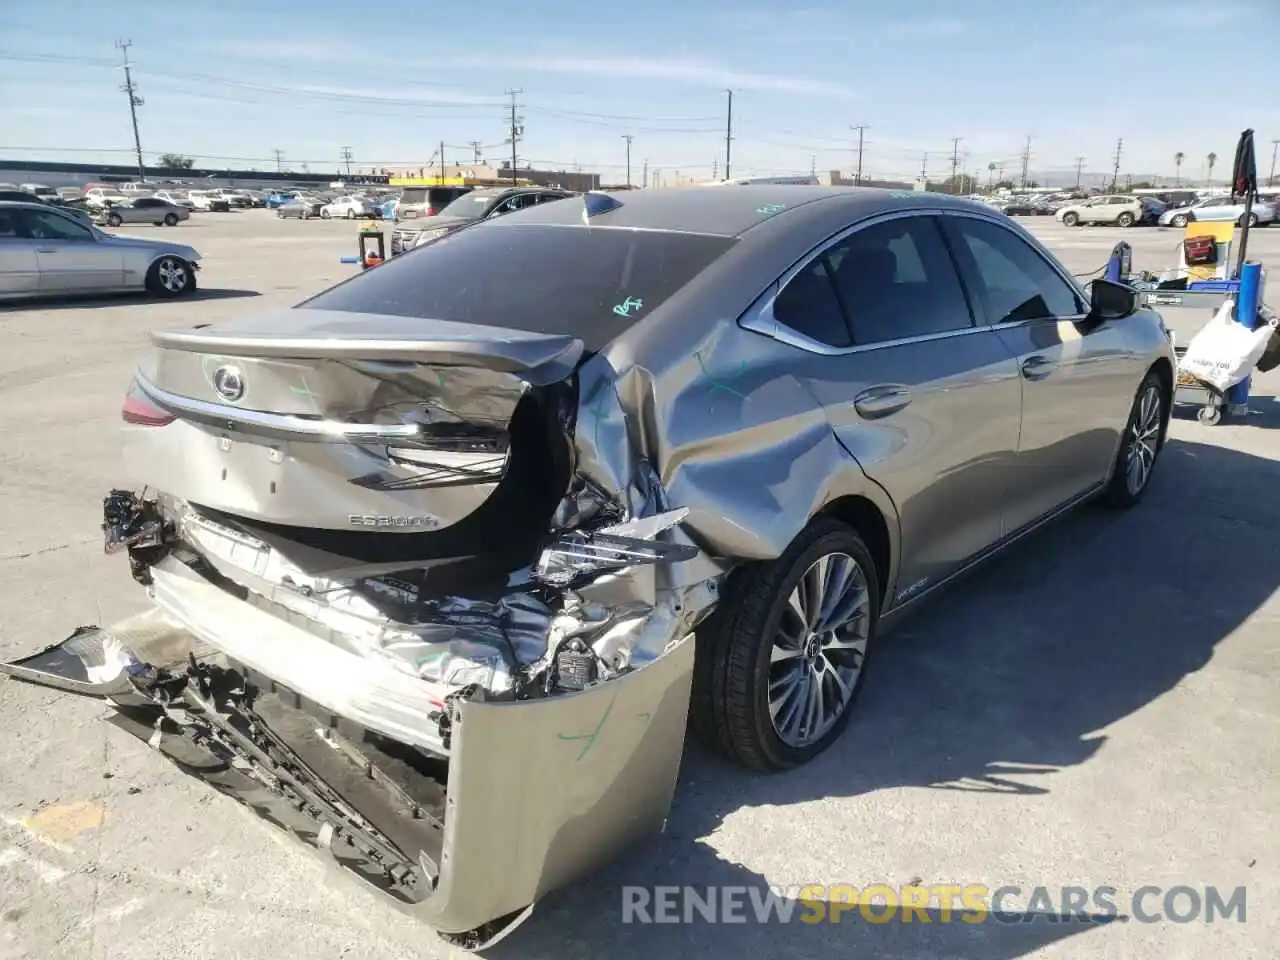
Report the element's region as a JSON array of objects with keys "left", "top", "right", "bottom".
[{"left": 125, "top": 308, "right": 582, "bottom": 565}]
